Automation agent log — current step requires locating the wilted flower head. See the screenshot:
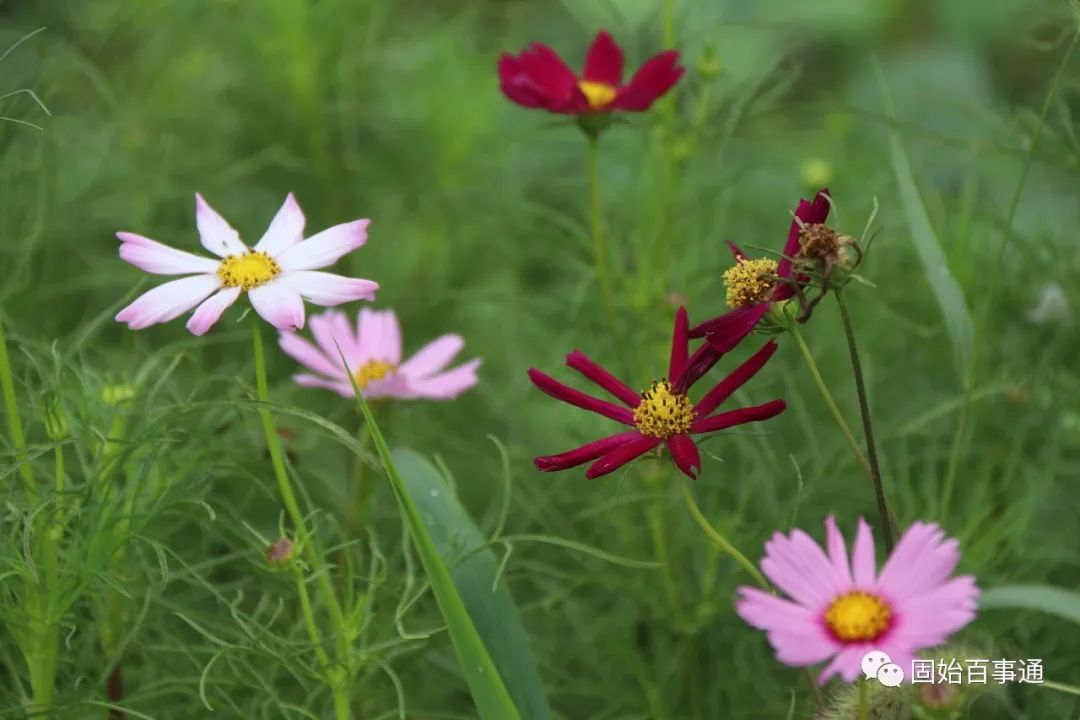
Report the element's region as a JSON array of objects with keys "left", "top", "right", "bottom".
[
  {"left": 498, "top": 30, "right": 683, "bottom": 118},
  {"left": 529, "top": 307, "right": 785, "bottom": 480},
  {"left": 280, "top": 308, "right": 480, "bottom": 400},
  {"left": 115, "top": 193, "right": 377, "bottom": 335},
  {"left": 736, "top": 517, "right": 979, "bottom": 684}
]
